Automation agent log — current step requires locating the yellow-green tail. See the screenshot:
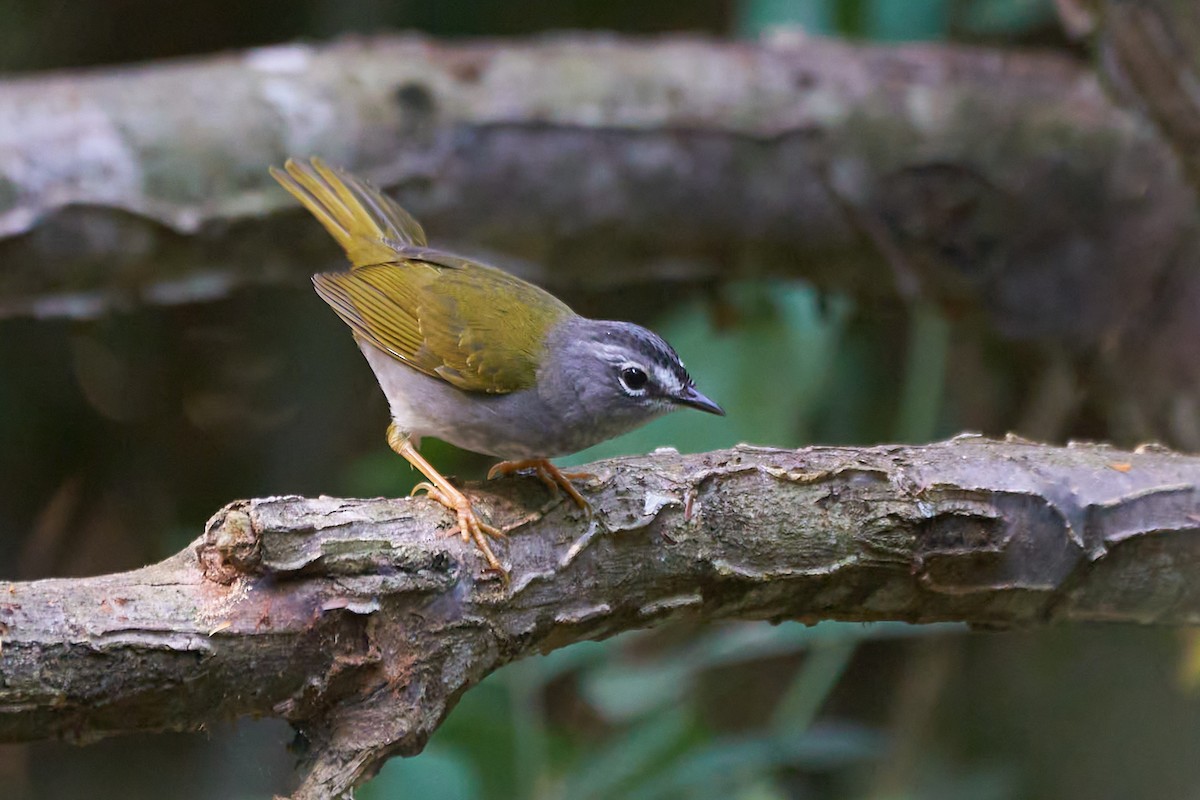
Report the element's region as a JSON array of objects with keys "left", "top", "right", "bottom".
[{"left": 270, "top": 157, "right": 427, "bottom": 268}]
